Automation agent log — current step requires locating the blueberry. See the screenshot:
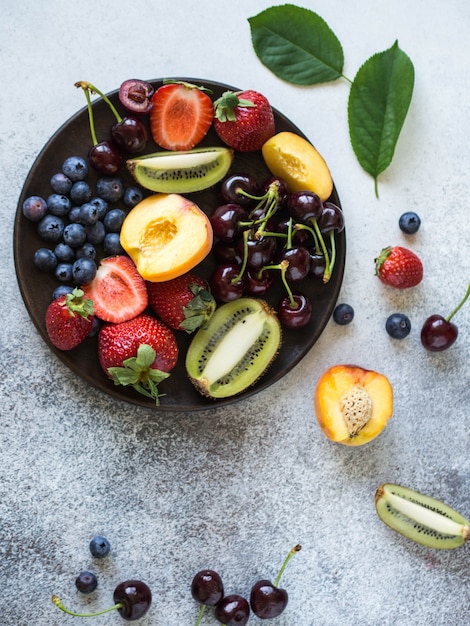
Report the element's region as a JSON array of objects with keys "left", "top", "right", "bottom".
[
  {"left": 96, "top": 176, "right": 125, "bottom": 202},
  {"left": 34, "top": 248, "right": 58, "bottom": 272},
  {"left": 103, "top": 232, "right": 125, "bottom": 255},
  {"left": 52, "top": 285, "right": 74, "bottom": 301},
  {"left": 54, "top": 262, "right": 74, "bottom": 283},
  {"left": 68, "top": 206, "right": 82, "bottom": 223},
  {"left": 89, "top": 535, "right": 110, "bottom": 559},
  {"left": 62, "top": 156, "right": 88, "bottom": 182},
  {"left": 103, "top": 208, "right": 126, "bottom": 232},
  {"left": 22, "top": 196, "right": 48, "bottom": 222},
  {"left": 333, "top": 303, "right": 354, "bottom": 325},
  {"left": 46, "top": 193, "right": 71, "bottom": 216},
  {"left": 123, "top": 186, "right": 143, "bottom": 208},
  {"left": 85, "top": 221, "right": 106, "bottom": 245},
  {"left": 50, "top": 172, "right": 73, "bottom": 195},
  {"left": 88, "top": 316, "right": 102, "bottom": 337},
  {"left": 54, "top": 242, "right": 75, "bottom": 262},
  {"left": 75, "top": 242, "right": 96, "bottom": 259},
  {"left": 386, "top": 313, "right": 411, "bottom": 339},
  {"left": 79, "top": 202, "right": 100, "bottom": 226},
  {"left": 399, "top": 211, "right": 421, "bottom": 234},
  {"left": 37, "top": 214, "right": 65, "bottom": 242},
  {"left": 72, "top": 257, "right": 97, "bottom": 285},
  {"left": 75, "top": 571, "right": 98, "bottom": 594},
  {"left": 89, "top": 197, "right": 108, "bottom": 219},
  {"left": 70, "top": 180, "right": 93, "bottom": 205},
  {"left": 63, "top": 223, "right": 87, "bottom": 247}
]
